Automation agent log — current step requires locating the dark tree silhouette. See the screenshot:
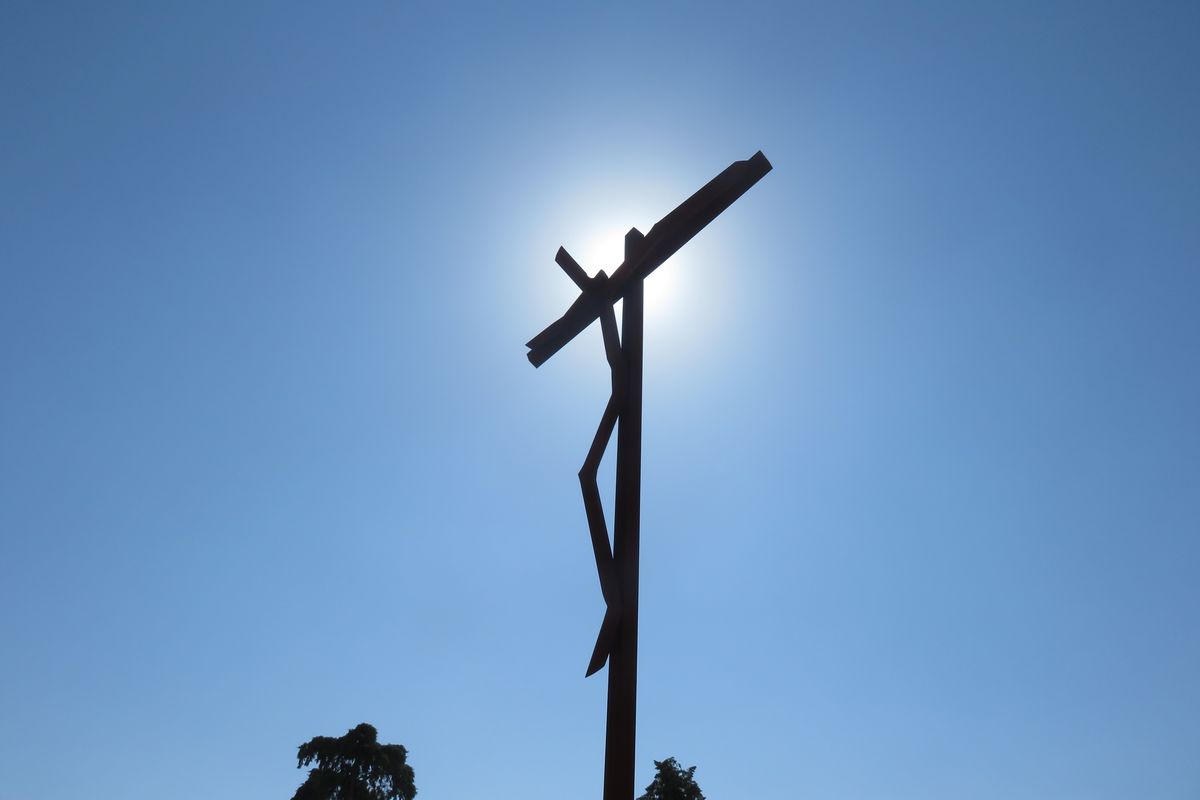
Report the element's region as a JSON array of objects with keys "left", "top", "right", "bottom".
[
  {"left": 637, "top": 756, "right": 705, "bottom": 800},
  {"left": 291, "top": 723, "right": 416, "bottom": 800}
]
